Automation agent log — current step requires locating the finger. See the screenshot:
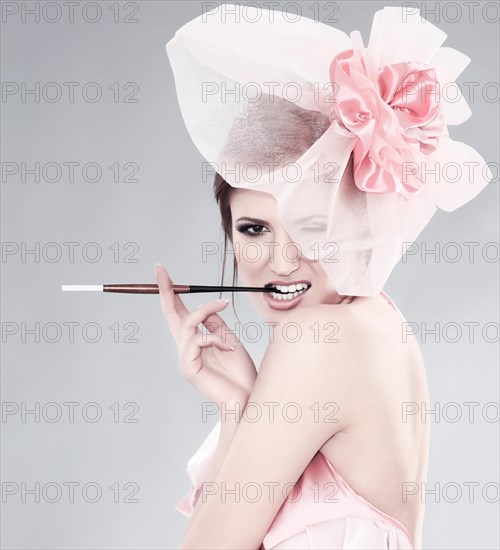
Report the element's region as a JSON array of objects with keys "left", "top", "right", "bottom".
[
  {"left": 180, "top": 333, "right": 234, "bottom": 375},
  {"left": 179, "top": 298, "right": 230, "bottom": 345},
  {"left": 193, "top": 333, "right": 234, "bottom": 353},
  {"left": 155, "top": 263, "right": 189, "bottom": 339},
  {"left": 202, "top": 309, "right": 240, "bottom": 347}
]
